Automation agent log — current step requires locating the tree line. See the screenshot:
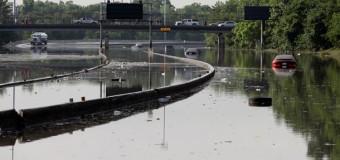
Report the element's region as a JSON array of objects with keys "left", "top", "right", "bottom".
[
  {"left": 1, "top": 0, "right": 339, "bottom": 52},
  {"left": 205, "top": 0, "right": 340, "bottom": 52}
]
